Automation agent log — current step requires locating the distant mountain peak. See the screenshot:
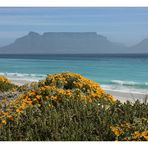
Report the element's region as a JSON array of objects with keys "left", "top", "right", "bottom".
[
  {"left": 130, "top": 38, "right": 148, "bottom": 52},
  {"left": 141, "top": 38, "right": 148, "bottom": 43},
  {"left": 28, "top": 31, "right": 40, "bottom": 37},
  {"left": 136, "top": 38, "right": 148, "bottom": 45}
]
